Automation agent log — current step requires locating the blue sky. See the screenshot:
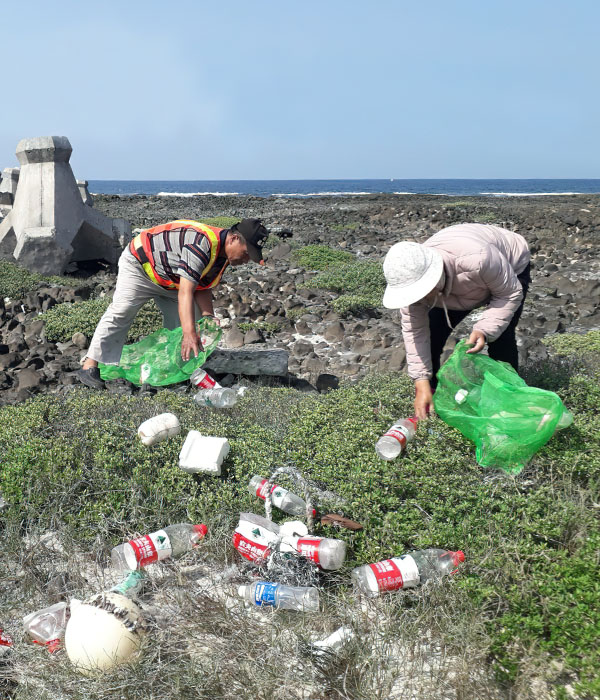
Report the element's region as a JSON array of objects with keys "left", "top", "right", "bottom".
[{"left": 1, "top": 0, "right": 597, "bottom": 179}]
